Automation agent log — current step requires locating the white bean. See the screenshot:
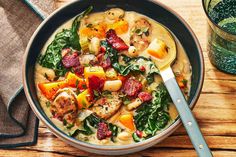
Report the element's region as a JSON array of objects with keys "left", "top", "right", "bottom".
[
  {"left": 117, "top": 131, "right": 131, "bottom": 141},
  {"left": 103, "top": 80, "right": 122, "bottom": 92},
  {"left": 89, "top": 37, "right": 100, "bottom": 55},
  {"left": 126, "top": 98, "right": 142, "bottom": 110},
  {"left": 128, "top": 46, "right": 139, "bottom": 57}
]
